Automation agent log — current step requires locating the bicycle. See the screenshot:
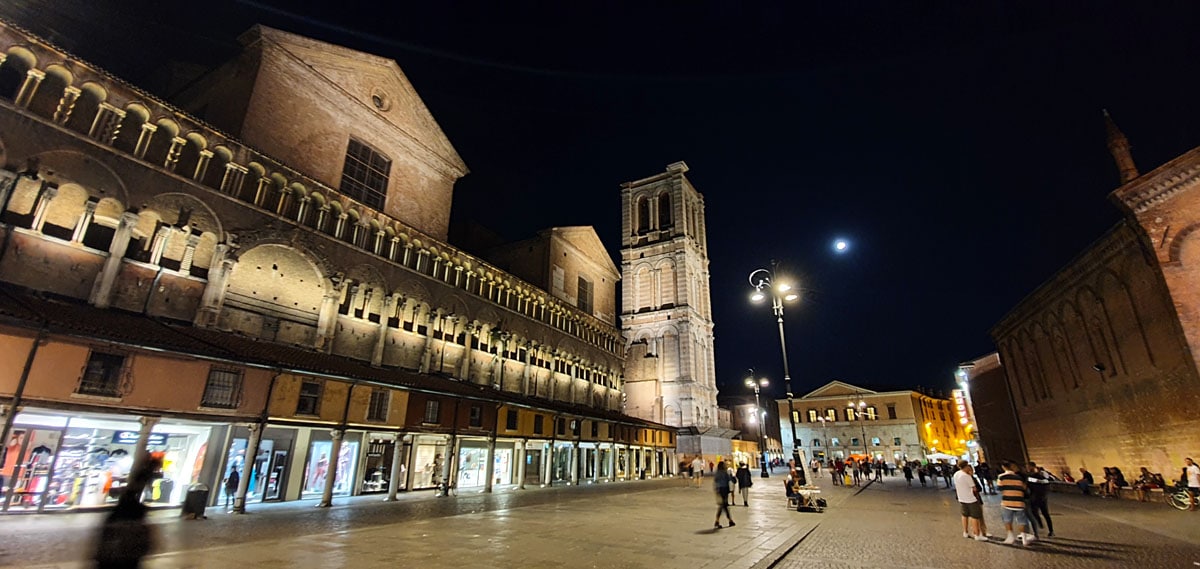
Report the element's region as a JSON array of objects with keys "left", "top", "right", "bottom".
[{"left": 1164, "top": 485, "right": 1194, "bottom": 511}]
